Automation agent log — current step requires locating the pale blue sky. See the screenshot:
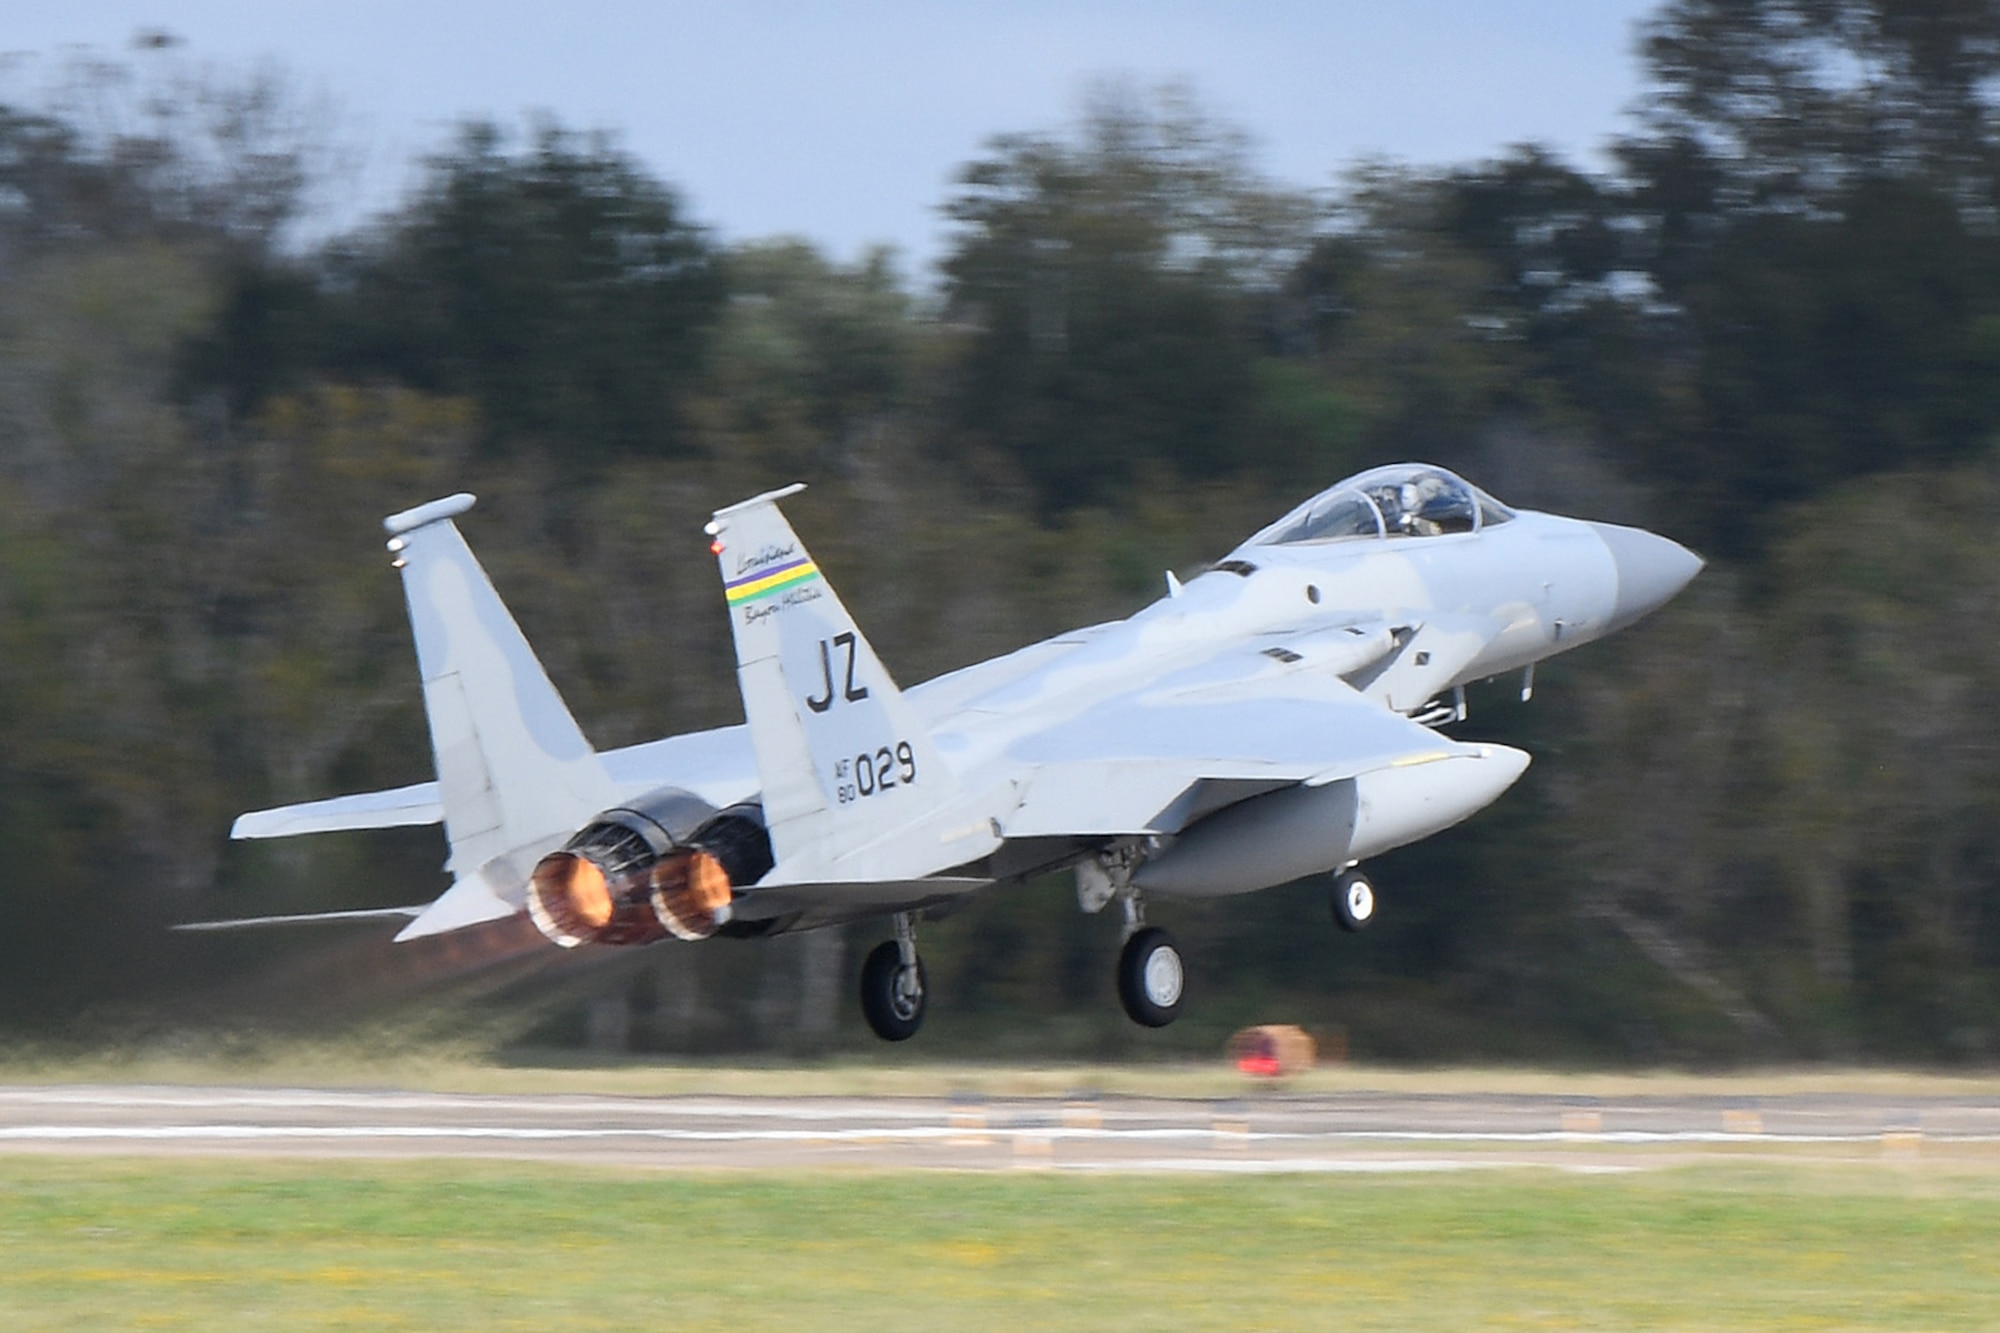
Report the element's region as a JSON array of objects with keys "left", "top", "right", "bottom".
[{"left": 4, "top": 2, "right": 1662, "bottom": 275}]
